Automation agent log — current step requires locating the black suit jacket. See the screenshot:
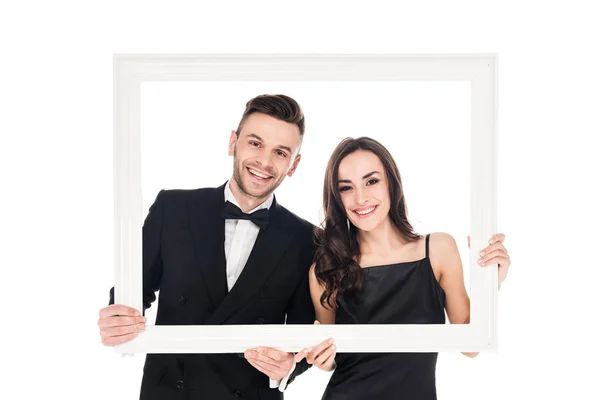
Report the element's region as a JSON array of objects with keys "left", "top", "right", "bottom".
[{"left": 109, "top": 184, "right": 316, "bottom": 400}]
